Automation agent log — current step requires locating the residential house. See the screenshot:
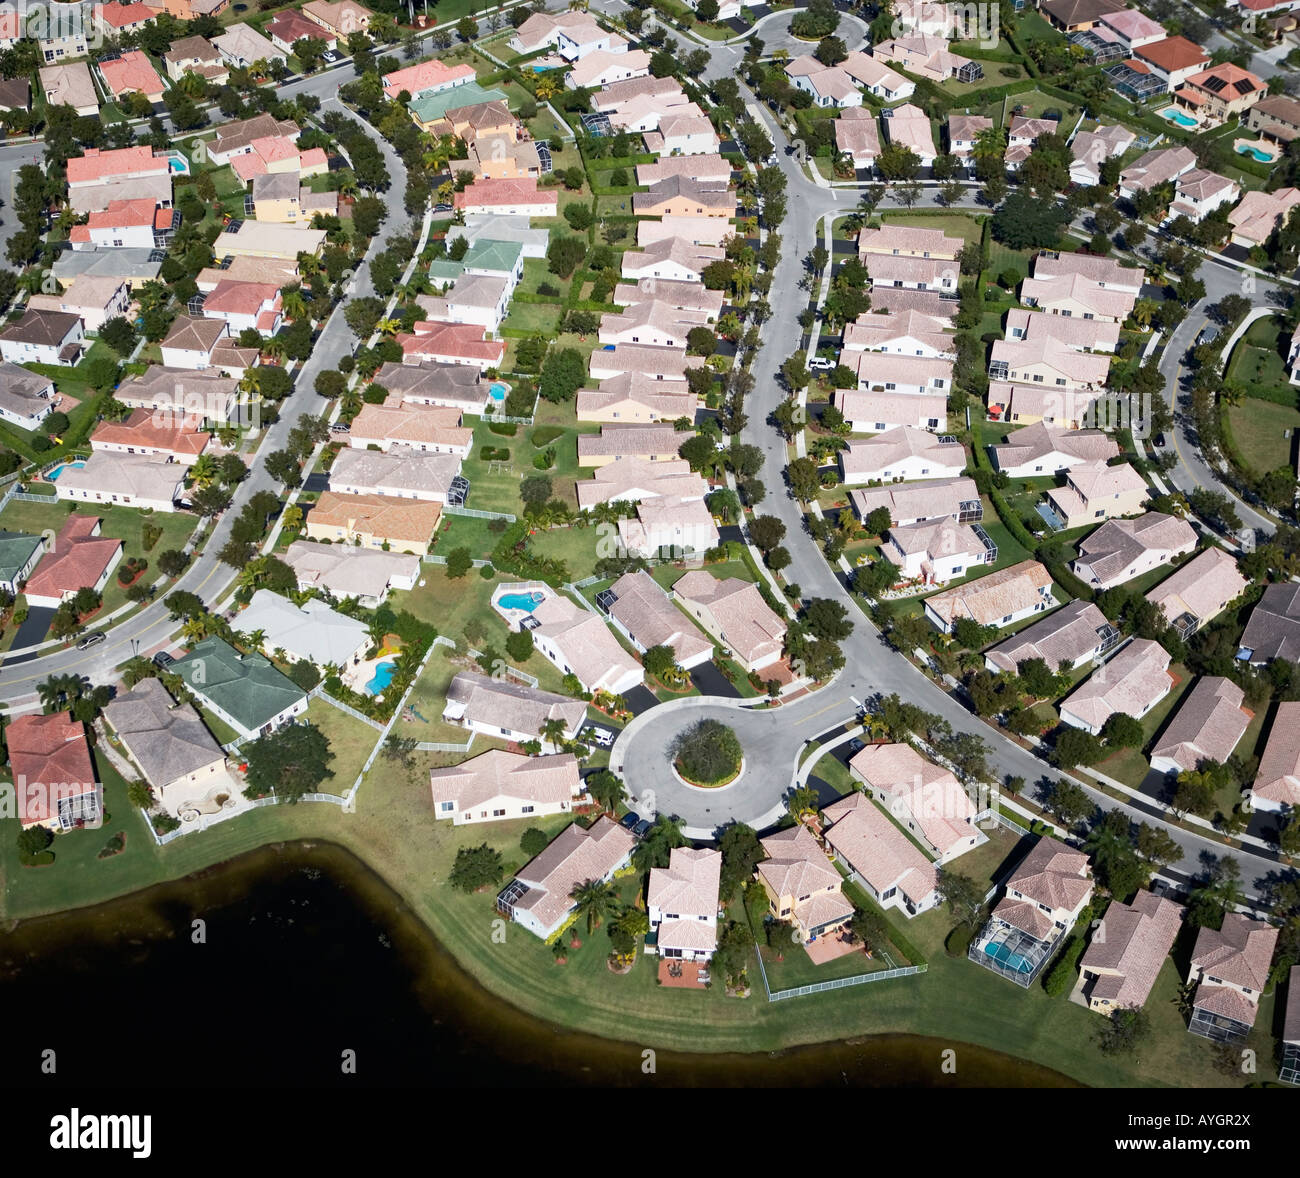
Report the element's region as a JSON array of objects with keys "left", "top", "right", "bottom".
[
  {"left": 838, "top": 426, "right": 967, "bottom": 485},
  {"left": 632, "top": 175, "right": 735, "bottom": 220},
  {"left": 647, "top": 848, "right": 722, "bottom": 963},
  {"left": 671, "top": 570, "right": 786, "bottom": 673},
  {"left": 28, "top": 276, "right": 133, "bottom": 334},
  {"left": 447, "top": 213, "right": 550, "bottom": 260},
  {"left": 304, "top": 492, "right": 442, "bottom": 553},
  {"left": 1070, "top": 124, "right": 1137, "bottom": 186},
  {"left": 6, "top": 712, "right": 100, "bottom": 831},
  {"left": 1283, "top": 967, "right": 1300, "bottom": 1085},
  {"left": 0, "top": 364, "right": 57, "bottom": 431},
  {"left": 99, "top": 49, "right": 166, "bottom": 102},
  {"left": 142, "top": 0, "right": 230, "bottom": 18},
  {"left": 618, "top": 494, "right": 719, "bottom": 558},
  {"left": 0, "top": 310, "right": 83, "bottom": 368},
  {"left": 948, "top": 113, "right": 993, "bottom": 173},
  {"left": 567, "top": 49, "right": 652, "bottom": 90},
  {"left": 1249, "top": 700, "right": 1300, "bottom": 813},
  {"left": 1059, "top": 637, "right": 1174, "bottom": 734},
  {"left": 1005, "top": 115, "right": 1060, "bottom": 170},
  {"left": 848, "top": 476, "right": 982, "bottom": 528},
  {"left": 497, "top": 817, "right": 636, "bottom": 940},
  {"left": 757, "top": 824, "right": 855, "bottom": 940},
  {"left": 372, "top": 361, "right": 485, "bottom": 415},
  {"left": 990, "top": 421, "right": 1119, "bottom": 478},
  {"left": 1246, "top": 93, "right": 1300, "bottom": 146},
  {"left": 213, "top": 221, "right": 327, "bottom": 260},
  {"left": 283, "top": 540, "right": 418, "bottom": 607},
  {"left": 212, "top": 22, "right": 287, "bottom": 70},
  {"left": 1239, "top": 581, "right": 1300, "bottom": 665},
  {"left": 348, "top": 401, "right": 471, "bottom": 456},
  {"left": 114, "top": 366, "right": 240, "bottom": 424},
  {"left": 72, "top": 198, "right": 176, "bottom": 251},
  {"left": 991, "top": 383, "right": 1107, "bottom": 429},
  {"left": 872, "top": 34, "right": 983, "bottom": 83},
  {"left": 1119, "top": 145, "right": 1199, "bottom": 200},
  {"left": 1146, "top": 546, "right": 1248, "bottom": 637},
  {"left": 396, "top": 321, "right": 505, "bottom": 370},
  {"left": 509, "top": 10, "right": 622, "bottom": 57},
  {"left": 206, "top": 113, "right": 300, "bottom": 165},
  {"left": 201, "top": 280, "right": 283, "bottom": 337},
  {"left": 643, "top": 111, "right": 720, "bottom": 157},
  {"left": 528, "top": 592, "right": 645, "bottom": 694},
  {"left": 637, "top": 215, "right": 732, "bottom": 248},
  {"left": 841, "top": 308, "right": 955, "bottom": 358},
  {"left": 453, "top": 177, "right": 558, "bottom": 218},
  {"left": 1071, "top": 513, "right": 1197, "bottom": 590},
  {"left": 441, "top": 672, "right": 586, "bottom": 750},
  {"left": 970, "top": 835, "right": 1094, "bottom": 986},
  {"left": 785, "top": 55, "right": 866, "bottom": 109},
  {"left": 984, "top": 598, "right": 1120, "bottom": 674},
  {"left": 923, "top": 559, "right": 1055, "bottom": 634},
  {"left": 1150, "top": 676, "right": 1250, "bottom": 776},
  {"left": 1133, "top": 36, "right": 1210, "bottom": 90},
  {"left": 301, "top": 0, "right": 372, "bottom": 38},
  {"left": 1040, "top": 0, "right": 1124, "bottom": 32},
  {"left": 848, "top": 742, "right": 982, "bottom": 863},
  {"left": 1044, "top": 460, "right": 1149, "bottom": 530},
  {"left": 1186, "top": 913, "right": 1278, "bottom": 1043},
  {"left": 842, "top": 50, "right": 914, "bottom": 99},
  {"left": 170, "top": 636, "right": 308, "bottom": 742},
  {"left": 1002, "top": 307, "right": 1121, "bottom": 353},
  {"left": 94, "top": 2, "right": 158, "bottom": 36},
  {"left": 832, "top": 388, "right": 948, "bottom": 433},
  {"left": 575, "top": 456, "right": 709, "bottom": 511},
  {"left": 845, "top": 351, "right": 954, "bottom": 393},
  {"left": 36, "top": 0, "right": 89, "bottom": 65},
  {"left": 1097, "top": 8, "right": 1167, "bottom": 47},
  {"left": 880, "top": 102, "right": 938, "bottom": 165},
  {"left": 267, "top": 8, "right": 336, "bottom": 54},
  {"left": 1228, "top": 186, "right": 1300, "bottom": 248},
  {"left": 636, "top": 155, "right": 733, "bottom": 188},
  {"left": 90, "top": 407, "right": 210, "bottom": 465},
  {"left": 1166, "top": 168, "right": 1241, "bottom": 223},
  {"left": 0, "top": 530, "right": 46, "bottom": 596},
  {"left": 1077, "top": 890, "right": 1185, "bottom": 1013},
  {"left": 0, "top": 78, "right": 31, "bottom": 113},
  {"left": 822, "top": 792, "right": 940, "bottom": 918},
  {"left": 40, "top": 62, "right": 99, "bottom": 117},
  {"left": 328, "top": 448, "right": 462, "bottom": 504},
  {"left": 381, "top": 57, "right": 475, "bottom": 101},
  {"left": 54, "top": 452, "right": 185, "bottom": 512},
  {"left": 600, "top": 569, "right": 713, "bottom": 670},
  {"left": 1174, "top": 63, "right": 1265, "bottom": 127},
  {"left": 160, "top": 315, "right": 228, "bottom": 369},
  {"left": 576, "top": 372, "right": 696, "bottom": 424},
  {"left": 53, "top": 247, "right": 162, "bottom": 290},
  {"left": 836, "top": 107, "right": 883, "bottom": 169},
  {"left": 103, "top": 677, "right": 232, "bottom": 820},
  {"left": 989, "top": 336, "right": 1112, "bottom": 392},
  {"left": 232, "top": 589, "right": 369, "bottom": 671},
  {"left": 430, "top": 749, "right": 582, "bottom": 827},
  {"left": 620, "top": 238, "right": 724, "bottom": 284}
]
